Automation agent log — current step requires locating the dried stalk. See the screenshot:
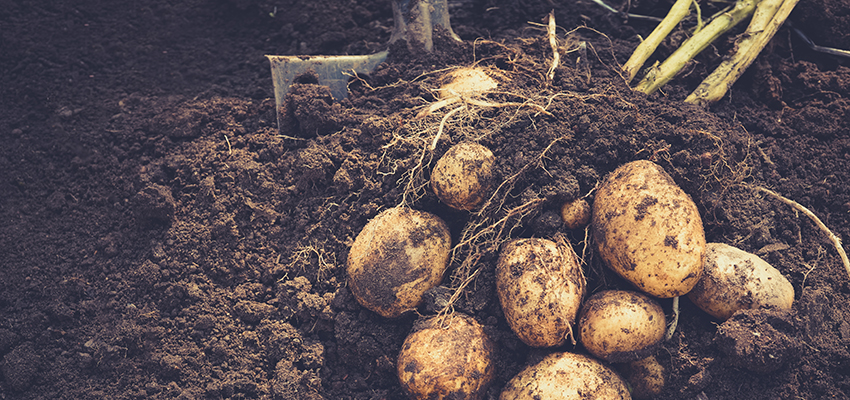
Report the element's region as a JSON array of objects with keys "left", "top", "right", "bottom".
[
  {"left": 686, "top": 0, "right": 801, "bottom": 104},
  {"left": 634, "top": 0, "right": 760, "bottom": 95}
]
